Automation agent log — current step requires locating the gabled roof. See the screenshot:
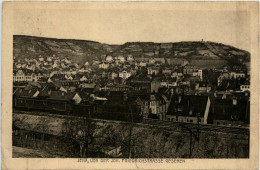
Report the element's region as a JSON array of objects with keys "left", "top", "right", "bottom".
[
  {"left": 167, "top": 95, "right": 209, "bottom": 117},
  {"left": 48, "top": 91, "right": 77, "bottom": 101},
  {"left": 51, "top": 74, "right": 66, "bottom": 80},
  {"left": 16, "top": 89, "right": 39, "bottom": 98},
  {"left": 212, "top": 98, "right": 249, "bottom": 121},
  {"left": 76, "top": 91, "right": 90, "bottom": 101},
  {"left": 38, "top": 89, "right": 51, "bottom": 98}
]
